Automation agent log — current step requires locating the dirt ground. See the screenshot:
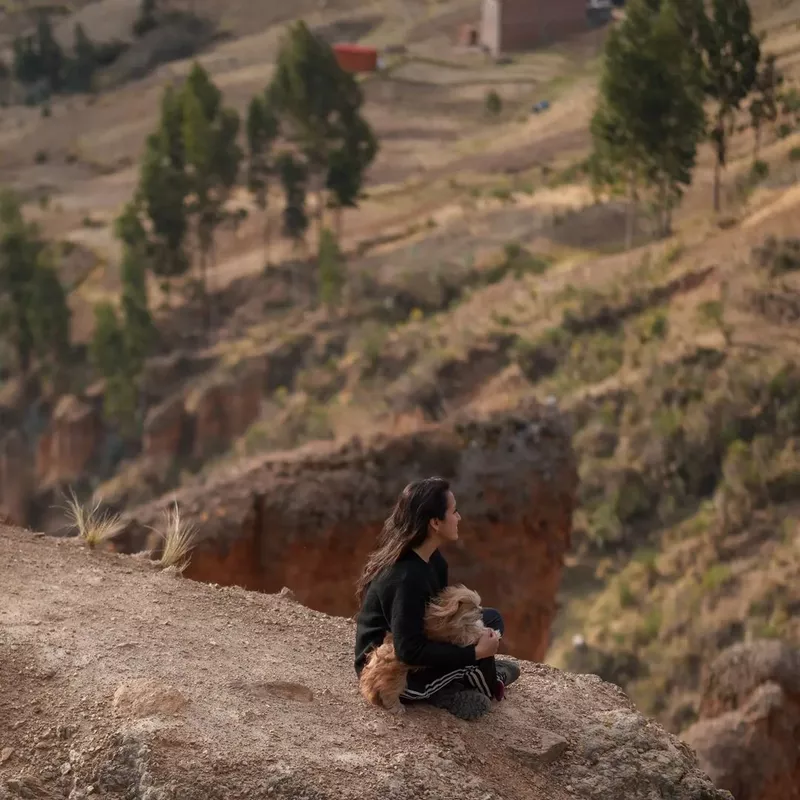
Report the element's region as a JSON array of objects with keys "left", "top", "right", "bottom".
[{"left": 0, "top": 525, "right": 731, "bottom": 800}]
